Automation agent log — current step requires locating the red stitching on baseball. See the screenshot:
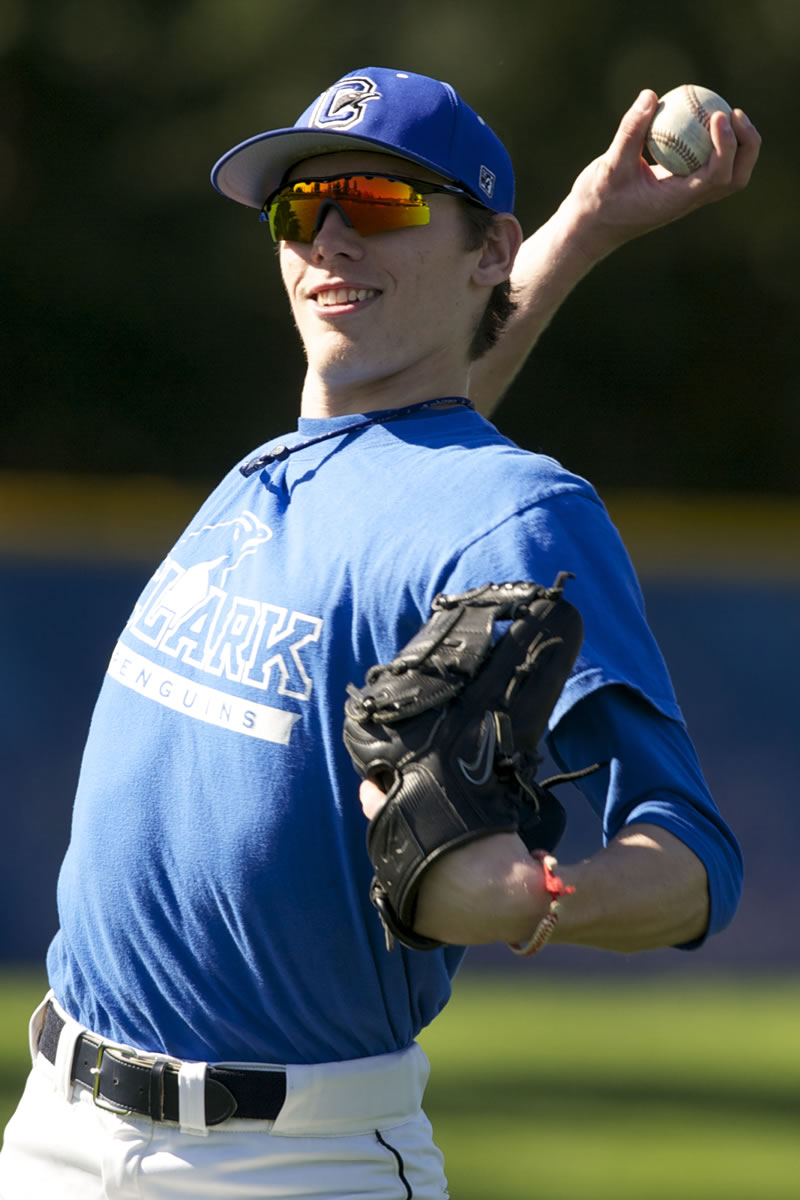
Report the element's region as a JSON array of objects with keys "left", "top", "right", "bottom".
[
  {"left": 684, "top": 85, "right": 712, "bottom": 130},
  {"left": 649, "top": 130, "right": 703, "bottom": 171}
]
